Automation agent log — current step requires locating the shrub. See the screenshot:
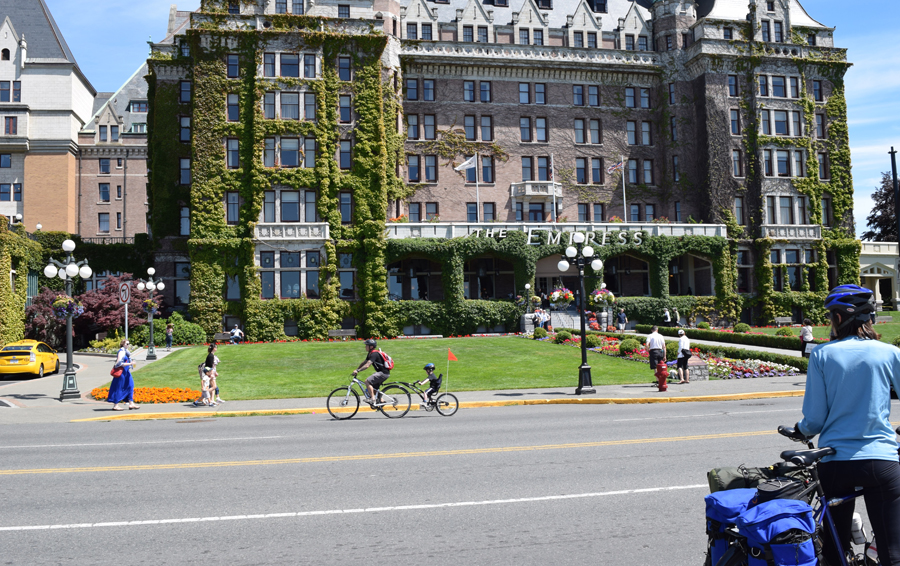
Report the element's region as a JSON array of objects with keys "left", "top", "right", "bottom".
[
  {"left": 619, "top": 338, "right": 641, "bottom": 356},
  {"left": 775, "top": 327, "right": 794, "bottom": 337},
  {"left": 666, "top": 340, "right": 680, "bottom": 360},
  {"left": 635, "top": 325, "right": 808, "bottom": 352},
  {"left": 533, "top": 327, "right": 548, "bottom": 339},
  {"left": 130, "top": 311, "right": 207, "bottom": 347},
  {"left": 554, "top": 331, "right": 573, "bottom": 344},
  {"left": 733, "top": 323, "right": 751, "bottom": 334},
  {"left": 892, "top": 335, "right": 900, "bottom": 349},
  {"left": 585, "top": 334, "right": 603, "bottom": 348},
  {"left": 697, "top": 322, "right": 711, "bottom": 330}
]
